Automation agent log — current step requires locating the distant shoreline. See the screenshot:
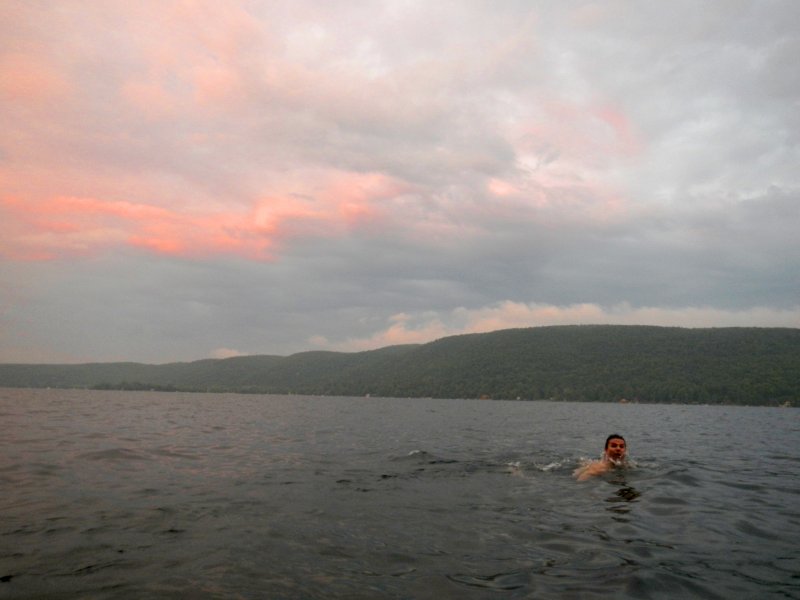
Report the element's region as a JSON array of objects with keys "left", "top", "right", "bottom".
[
  {"left": 1, "top": 325, "right": 798, "bottom": 407},
  {"left": 3, "top": 385, "right": 795, "bottom": 409}
]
